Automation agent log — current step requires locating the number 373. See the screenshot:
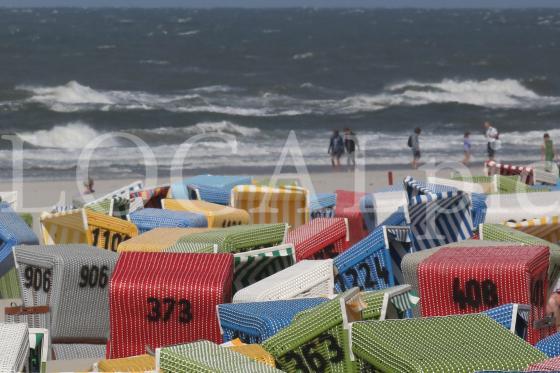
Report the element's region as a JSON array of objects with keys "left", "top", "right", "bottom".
[{"left": 146, "top": 297, "right": 192, "bottom": 324}]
